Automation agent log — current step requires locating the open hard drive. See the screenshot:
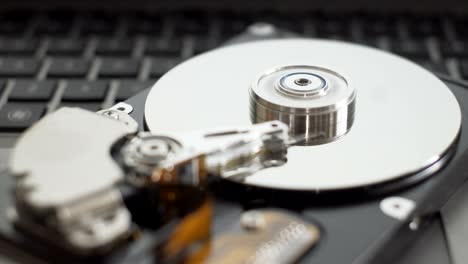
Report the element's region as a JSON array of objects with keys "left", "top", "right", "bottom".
[{"left": 1, "top": 29, "right": 468, "bottom": 264}]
